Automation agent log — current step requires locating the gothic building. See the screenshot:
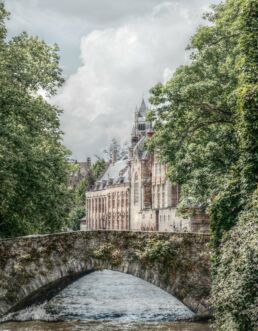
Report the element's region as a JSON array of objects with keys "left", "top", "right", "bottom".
[{"left": 80, "top": 99, "right": 209, "bottom": 233}]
